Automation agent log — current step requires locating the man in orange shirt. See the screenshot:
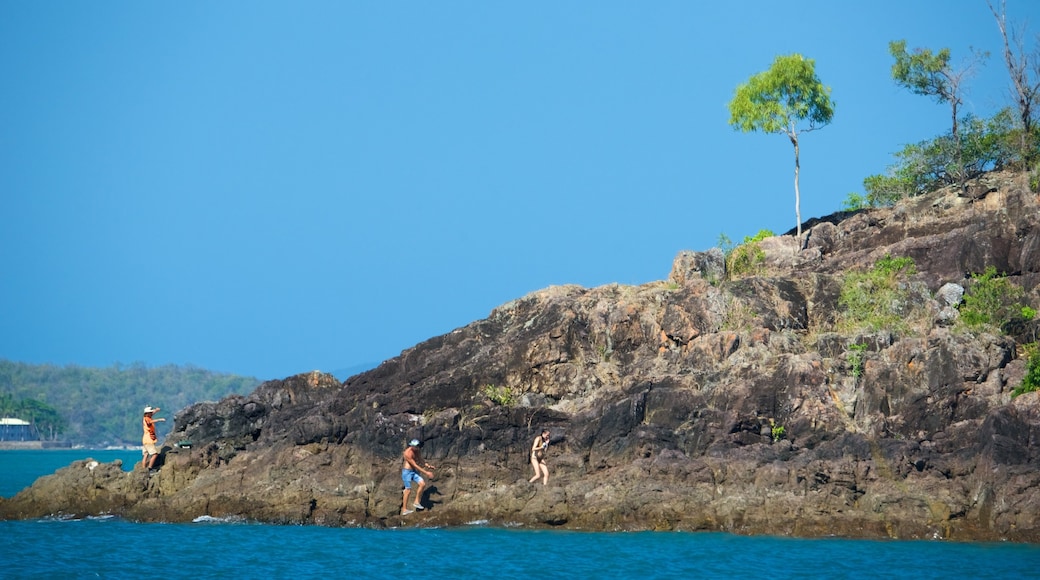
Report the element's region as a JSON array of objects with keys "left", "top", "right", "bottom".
[{"left": 142, "top": 406, "right": 166, "bottom": 472}]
